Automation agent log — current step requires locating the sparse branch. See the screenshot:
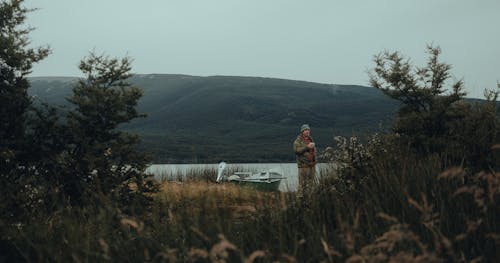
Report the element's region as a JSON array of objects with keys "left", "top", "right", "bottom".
[
  {"left": 369, "top": 50, "right": 428, "bottom": 112},
  {"left": 425, "top": 45, "right": 451, "bottom": 95},
  {"left": 79, "top": 52, "right": 133, "bottom": 89}
]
